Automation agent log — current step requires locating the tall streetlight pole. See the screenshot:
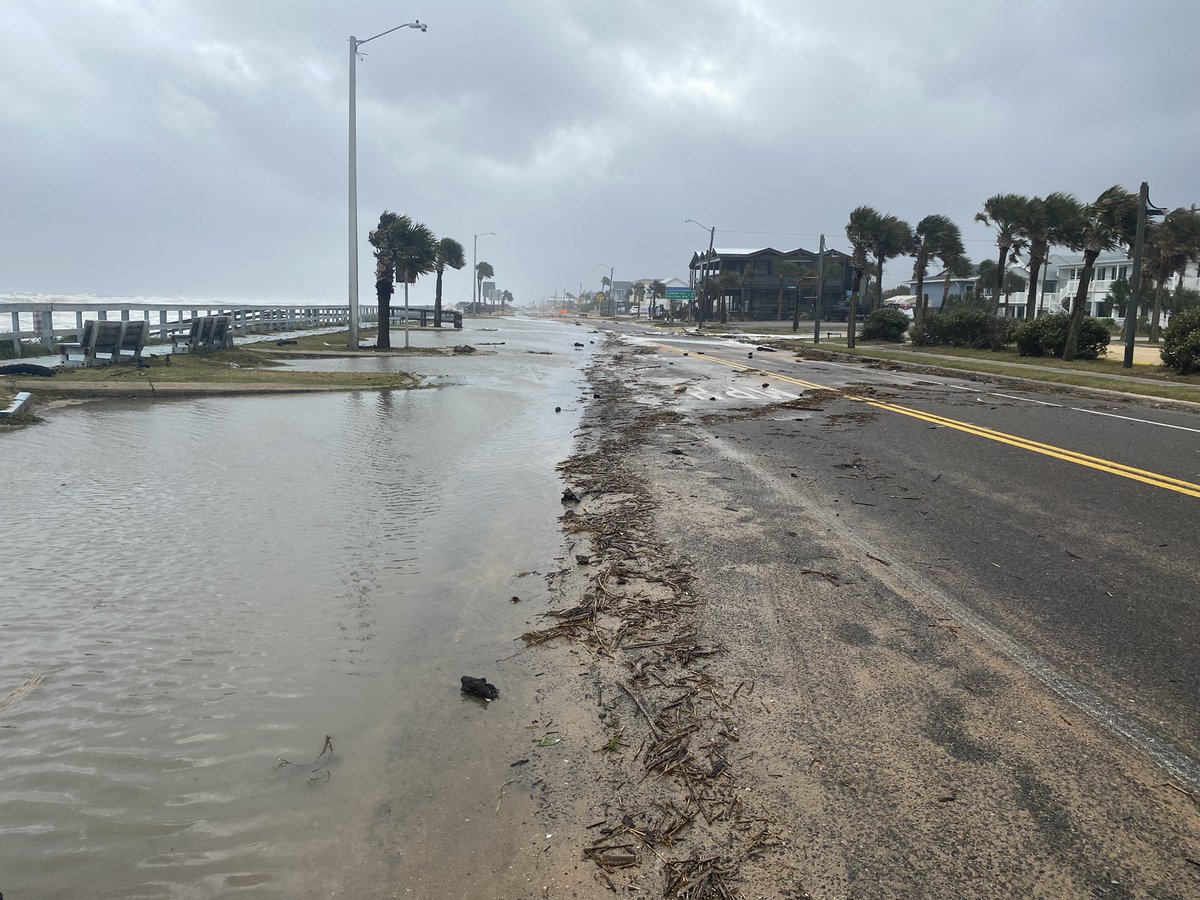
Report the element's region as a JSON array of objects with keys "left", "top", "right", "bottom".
[
  {"left": 348, "top": 20, "right": 427, "bottom": 350},
  {"left": 473, "top": 232, "right": 495, "bottom": 314},
  {"left": 686, "top": 219, "right": 715, "bottom": 329}
]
